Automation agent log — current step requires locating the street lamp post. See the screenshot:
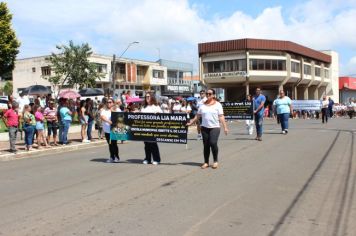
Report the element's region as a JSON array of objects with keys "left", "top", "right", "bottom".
[{"left": 112, "top": 41, "right": 139, "bottom": 97}]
